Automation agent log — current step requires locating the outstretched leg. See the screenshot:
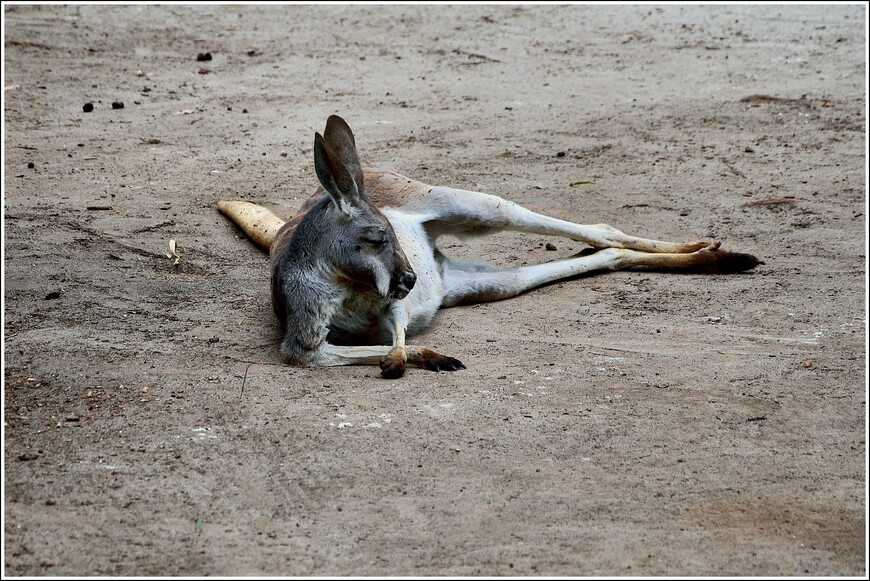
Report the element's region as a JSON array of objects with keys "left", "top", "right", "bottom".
[
  {"left": 419, "top": 186, "right": 713, "bottom": 253},
  {"left": 441, "top": 246, "right": 760, "bottom": 307},
  {"left": 301, "top": 303, "right": 465, "bottom": 378},
  {"left": 306, "top": 342, "right": 465, "bottom": 378}
]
